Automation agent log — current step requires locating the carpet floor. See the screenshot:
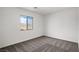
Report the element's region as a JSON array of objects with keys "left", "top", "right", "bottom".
[{"left": 0, "top": 36, "right": 78, "bottom": 52}]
